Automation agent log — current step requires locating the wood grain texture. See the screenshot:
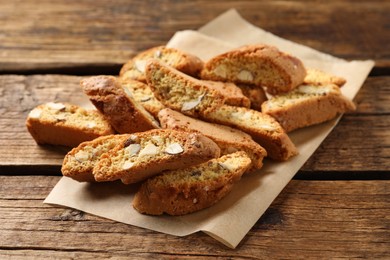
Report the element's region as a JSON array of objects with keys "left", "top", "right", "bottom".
[
  {"left": 0, "top": 0, "right": 388, "bottom": 74},
  {"left": 1, "top": 75, "right": 388, "bottom": 176},
  {"left": 301, "top": 76, "right": 390, "bottom": 175},
  {"left": 0, "top": 75, "right": 86, "bottom": 171},
  {"left": 0, "top": 1, "right": 388, "bottom": 257},
  {"left": 0, "top": 176, "right": 388, "bottom": 258}
]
